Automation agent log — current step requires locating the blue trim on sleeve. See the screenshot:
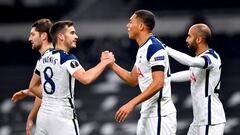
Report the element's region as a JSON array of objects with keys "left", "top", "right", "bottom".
[
  {"left": 146, "top": 37, "right": 164, "bottom": 61},
  {"left": 202, "top": 55, "right": 212, "bottom": 66},
  {"left": 201, "top": 56, "right": 209, "bottom": 69},
  {"left": 206, "top": 49, "right": 218, "bottom": 59}
]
